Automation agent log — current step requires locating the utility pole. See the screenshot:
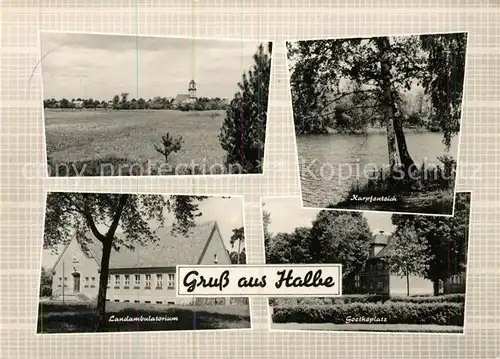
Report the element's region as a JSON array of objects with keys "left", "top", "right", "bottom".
[{"left": 62, "top": 261, "right": 65, "bottom": 304}]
